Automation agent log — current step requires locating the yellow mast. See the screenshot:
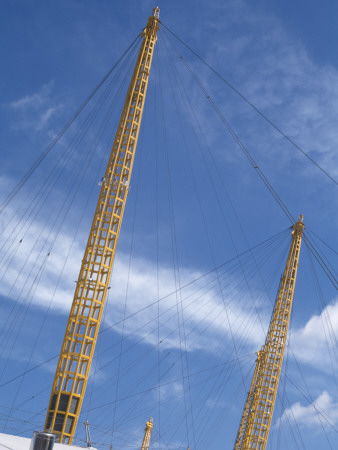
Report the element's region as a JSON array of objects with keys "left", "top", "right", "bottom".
[
  {"left": 234, "top": 215, "right": 304, "bottom": 450},
  {"left": 141, "top": 417, "right": 153, "bottom": 450},
  {"left": 44, "top": 8, "right": 160, "bottom": 444}
]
